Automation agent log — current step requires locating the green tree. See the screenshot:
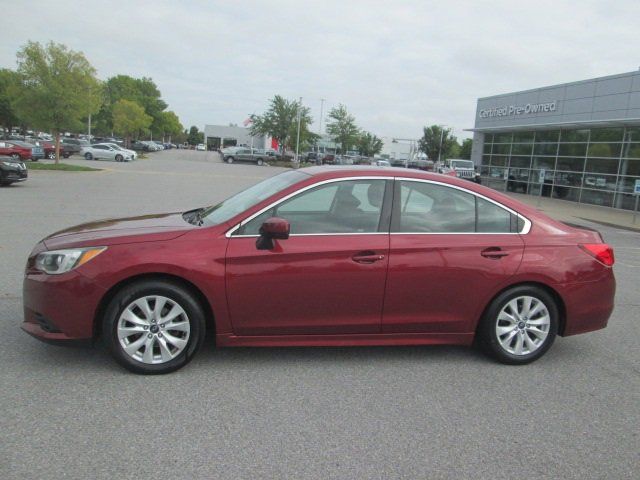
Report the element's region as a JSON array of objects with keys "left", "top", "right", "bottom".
[
  {"left": 459, "top": 138, "right": 473, "bottom": 159},
  {"left": 357, "top": 131, "right": 383, "bottom": 157},
  {"left": 250, "top": 95, "right": 313, "bottom": 157},
  {"left": 326, "top": 104, "right": 360, "bottom": 154},
  {"left": 94, "top": 75, "right": 168, "bottom": 137},
  {"left": 156, "top": 111, "right": 183, "bottom": 143},
  {"left": 0, "top": 69, "right": 21, "bottom": 139},
  {"left": 11, "top": 41, "right": 102, "bottom": 162},
  {"left": 418, "top": 125, "right": 458, "bottom": 162},
  {"left": 187, "top": 126, "right": 204, "bottom": 145},
  {"left": 112, "top": 99, "right": 152, "bottom": 148}
]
